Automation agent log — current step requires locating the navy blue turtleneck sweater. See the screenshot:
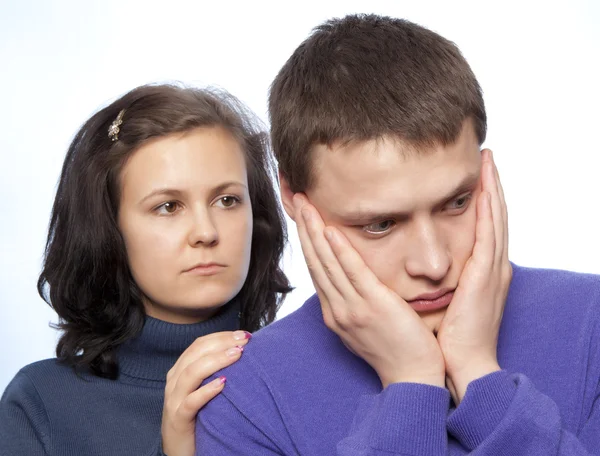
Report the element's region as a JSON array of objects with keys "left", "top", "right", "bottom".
[{"left": 0, "top": 301, "right": 240, "bottom": 456}]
